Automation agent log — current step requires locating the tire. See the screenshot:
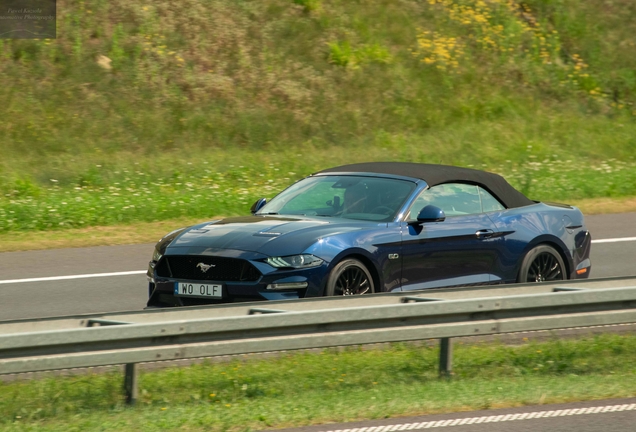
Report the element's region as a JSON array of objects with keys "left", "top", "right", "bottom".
[
  {"left": 325, "top": 258, "right": 375, "bottom": 296},
  {"left": 517, "top": 245, "right": 566, "bottom": 283}
]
